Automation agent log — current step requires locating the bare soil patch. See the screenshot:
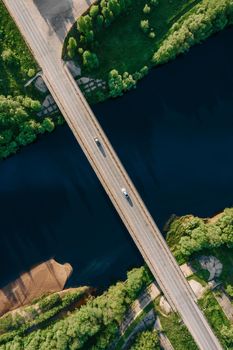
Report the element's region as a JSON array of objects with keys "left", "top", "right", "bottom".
[{"left": 0, "top": 259, "right": 72, "bottom": 316}]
